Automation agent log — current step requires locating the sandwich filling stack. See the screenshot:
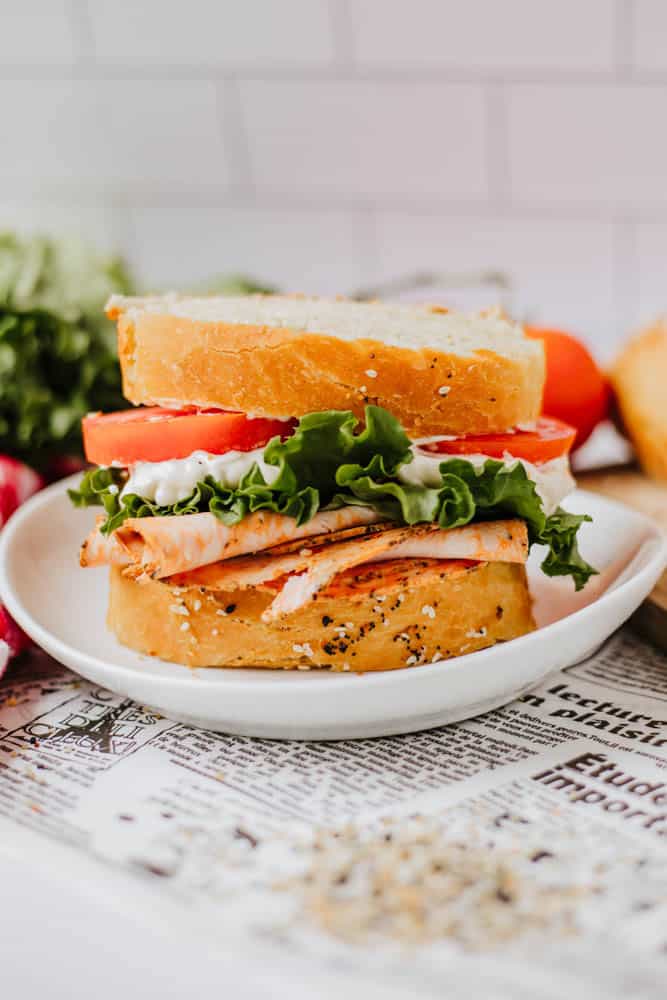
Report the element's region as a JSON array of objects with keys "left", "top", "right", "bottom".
[{"left": 69, "top": 295, "right": 595, "bottom": 671}]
